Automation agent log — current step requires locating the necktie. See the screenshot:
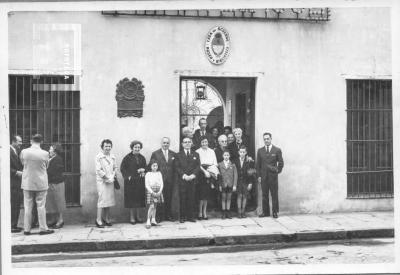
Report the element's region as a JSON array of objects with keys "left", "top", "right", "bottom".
[
  {"left": 186, "top": 150, "right": 189, "bottom": 157},
  {"left": 164, "top": 150, "right": 168, "bottom": 160},
  {"left": 267, "top": 146, "right": 270, "bottom": 153}
]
